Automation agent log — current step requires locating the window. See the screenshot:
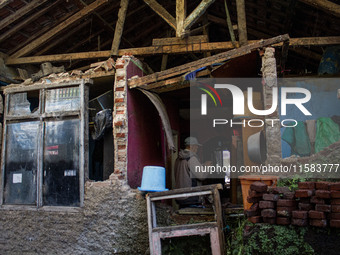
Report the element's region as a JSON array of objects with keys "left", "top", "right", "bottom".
[{"left": 1, "top": 80, "right": 89, "bottom": 207}]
